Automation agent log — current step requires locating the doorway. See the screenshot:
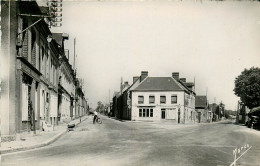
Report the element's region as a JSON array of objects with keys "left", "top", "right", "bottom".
[
  {"left": 161, "top": 109, "right": 165, "bottom": 119},
  {"left": 178, "top": 108, "right": 180, "bottom": 123}
]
